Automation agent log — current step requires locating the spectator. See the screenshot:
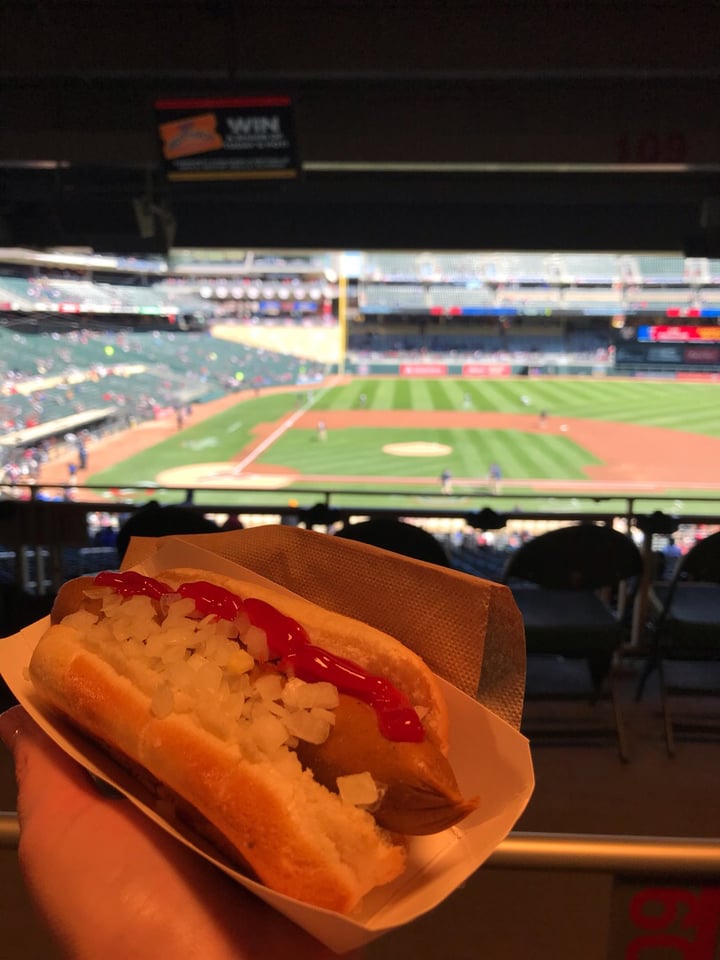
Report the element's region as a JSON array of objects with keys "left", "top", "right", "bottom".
[
  {"left": 334, "top": 517, "right": 451, "bottom": 567},
  {"left": 115, "top": 502, "right": 221, "bottom": 564}
]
